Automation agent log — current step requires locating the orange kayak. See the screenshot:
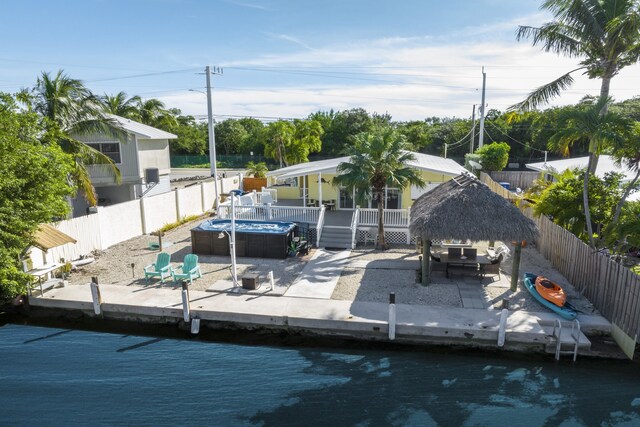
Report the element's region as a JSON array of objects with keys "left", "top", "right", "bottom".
[{"left": 535, "top": 276, "right": 566, "bottom": 307}]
